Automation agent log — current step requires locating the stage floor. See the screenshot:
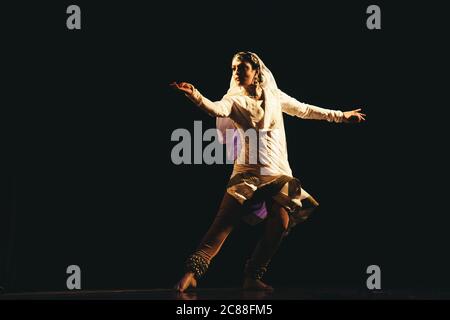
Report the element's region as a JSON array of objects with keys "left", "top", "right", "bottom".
[{"left": 1, "top": 288, "right": 449, "bottom": 300}]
